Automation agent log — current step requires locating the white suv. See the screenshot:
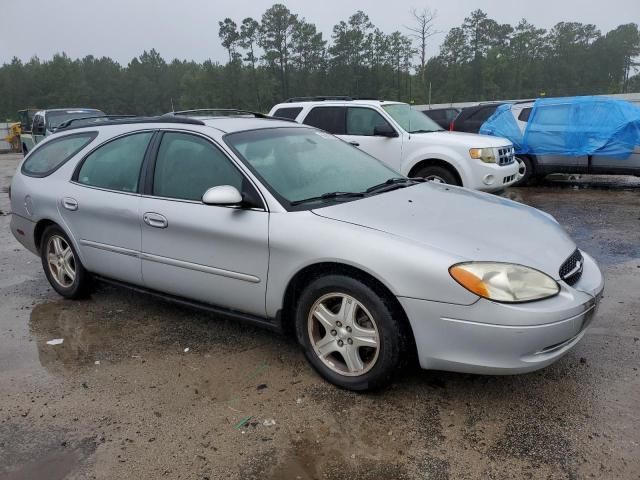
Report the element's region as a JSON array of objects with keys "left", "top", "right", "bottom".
[{"left": 269, "top": 98, "right": 519, "bottom": 192}]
